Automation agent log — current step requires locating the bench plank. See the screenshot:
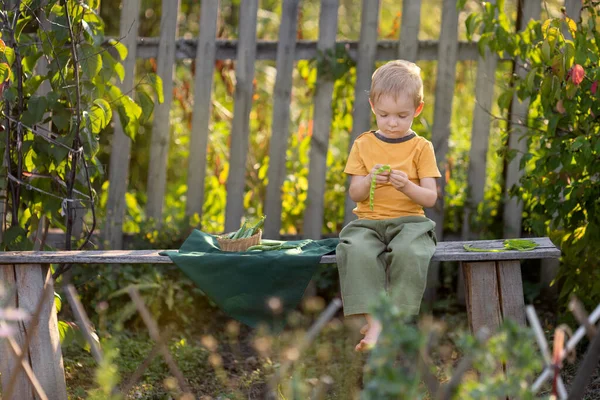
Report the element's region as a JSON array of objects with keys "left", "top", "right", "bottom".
[{"left": 0, "top": 237, "right": 560, "bottom": 264}]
